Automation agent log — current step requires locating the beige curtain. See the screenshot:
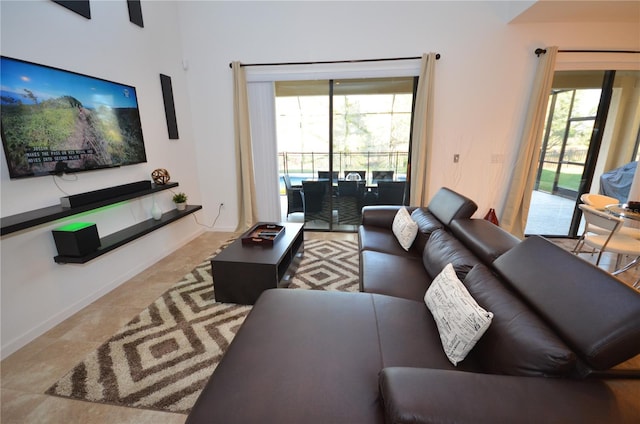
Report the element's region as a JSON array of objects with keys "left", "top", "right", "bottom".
[
  {"left": 500, "top": 47, "right": 558, "bottom": 238},
  {"left": 409, "top": 53, "right": 437, "bottom": 206},
  {"left": 231, "top": 62, "right": 258, "bottom": 231}
]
